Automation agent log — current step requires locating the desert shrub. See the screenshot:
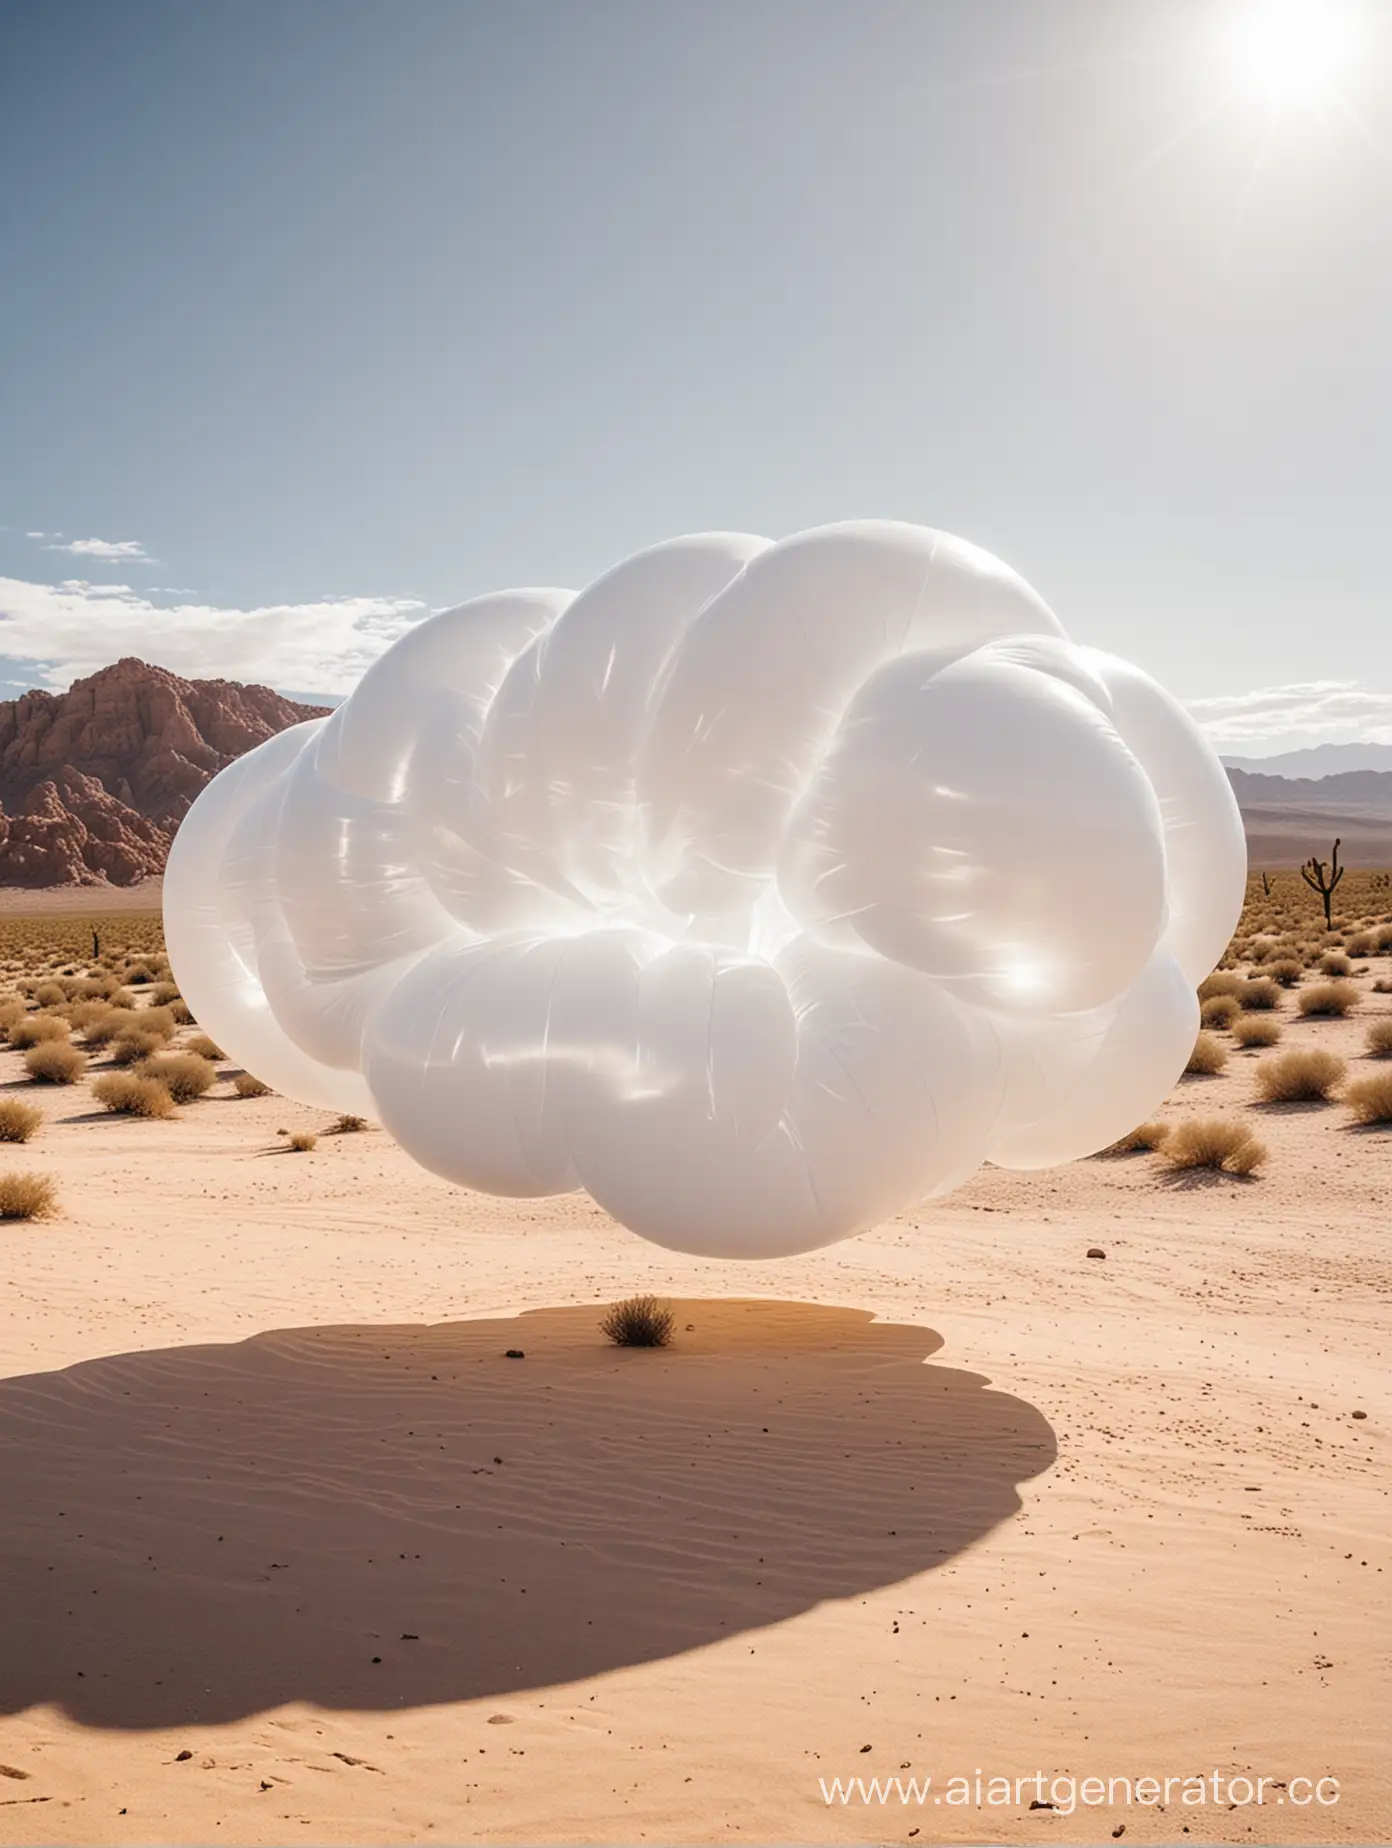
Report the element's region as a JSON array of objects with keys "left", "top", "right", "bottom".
[
  {"left": 91, "top": 1073, "right": 177, "bottom": 1118},
  {"left": 1104, "top": 1120, "right": 1171, "bottom": 1154},
  {"left": 0, "top": 1099, "right": 43, "bottom": 1143},
  {"left": 288, "top": 1131, "right": 318, "bottom": 1152},
  {"left": 33, "top": 980, "right": 68, "bottom": 1007},
  {"left": 148, "top": 980, "right": 180, "bottom": 1005},
  {"left": 331, "top": 1113, "right": 368, "bottom": 1132},
  {"left": 1186, "top": 1031, "right": 1229, "bottom": 1075},
  {"left": 124, "top": 962, "right": 156, "bottom": 986},
  {"left": 135, "top": 1005, "right": 177, "bottom": 1042},
  {"left": 1365, "top": 1019, "right": 1392, "bottom": 1057},
  {"left": 1254, "top": 1047, "right": 1346, "bottom": 1103},
  {"left": 1264, "top": 959, "right": 1303, "bottom": 988},
  {"left": 1319, "top": 951, "right": 1352, "bottom": 976},
  {"left": 108, "top": 1029, "right": 167, "bottom": 1067},
  {"left": 1198, "top": 972, "right": 1244, "bottom": 1002},
  {"left": 8, "top": 1015, "right": 70, "bottom": 1049},
  {"left": 24, "top": 1042, "right": 86, "bottom": 1084},
  {"left": 600, "top": 1294, "right": 675, "bottom": 1347},
  {"left": 1374, "top": 979, "right": 1392, "bottom": 995},
  {"left": 1345, "top": 1071, "right": 1392, "bottom": 1126},
  {"left": 73, "top": 975, "right": 121, "bottom": 1002},
  {"left": 136, "top": 1052, "right": 216, "bottom": 1102},
  {"left": 185, "top": 1034, "right": 224, "bottom": 1061},
  {"left": 0, "top": 1170, "right": 57, "bottom": 1219},
  {"left": 233, "top": 1071, "right": 273, "bottom": 1098},
  {"left": 1200, "top": 995, "right": 1242, "bottom": 1030},
  {"left": 81, "top": 1007, "right": 136, "bottom": 1047},
  {"left": 1297, "top": 981, "right": 1360, "bottom": 1018},
  {"left": 1240, "top": 977, "right": 1280, "bottom": 1011},
  {"left": 1164, "top": 1118, "right": 1267, "bottom": 1176},
  {"left": 1232, "top": 1015, "right": 1282, "bottom": 1049},
  {"left": 66, "top": 998, "right": 113, "bottom": 1033},
  {"left": 1345, "top": 933, "right": 1376, "bottom": 957}
]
